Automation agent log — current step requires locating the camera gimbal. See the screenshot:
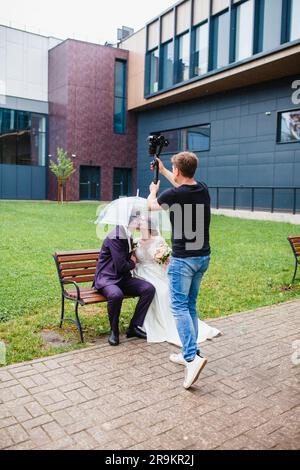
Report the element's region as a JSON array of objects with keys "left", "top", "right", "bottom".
[{"left": 147, "top": 135, "right": 169, "bottom": 184}]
